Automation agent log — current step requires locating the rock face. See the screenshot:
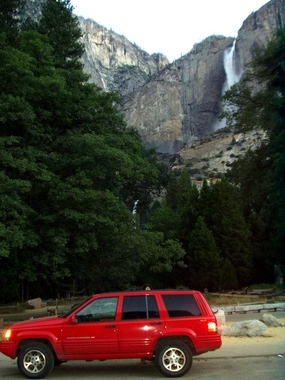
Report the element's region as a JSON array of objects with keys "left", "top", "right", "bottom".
[
  {"left": 177, "top": 128, "right": 266, "bottom": 181},
  {"left": 76, "top": 0, "right": 285, "bottom": 153},
  {"left": 235, "top": 0, "right": 285, "bottom": 70},
  {"left": 25, "top": 0, "right": 285, "bottom": 153},
  {"left": 77, "top": 17, "right": 234, "bottom": 152},
  {"left": 78, "top": 17, "right": 169, "bottom": 96},
  {"left": 121, "top": 36, "right": 234, "bottom": 153}
]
